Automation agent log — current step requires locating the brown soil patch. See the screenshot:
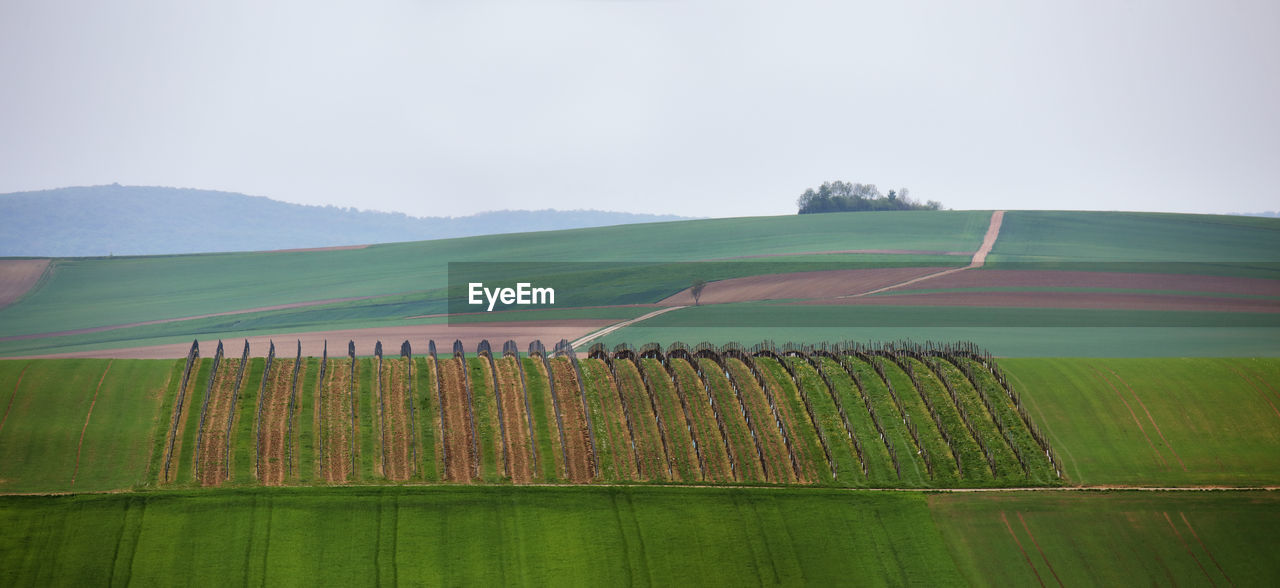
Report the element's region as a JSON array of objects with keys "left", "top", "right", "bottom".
[
  {"left": 893, "top": 269, "right": 1280, "bottom": 297},
  {"left": 658, "top": 267, "right": 951, "bottom": 306},
  {"left": 757, "top": 359, "right": 819, "bottom": 483},
  {"left": 197, "top": 359, "right": 243, "bottom": 486},
  {"left": 258, "top": 359, "right": 298, "bottom": 486},
  {"left": 801, "top": 290, "right": 1280, "bottom": 312},
  {"left": 495, "top": 356, "right": 533, "bottom": 484},
  {"left": 16, "top": 321, "right": 614, "bottom": 360},
  {"left": 640, "top": 358, "right": 702, "bottom": 482},
  {"left": 699, "top": 358, "right": 762, "bottom": 481},
  {"left": 670, "top": 359, "right": 733, "bottom": 482},
  {"left": 726, "top": 358, "right": 794, "bottom": 484},
  {"left": 318, "top": 359, "right": 354, "bottom": 483},
  {"left": 614, "top": 359, "right": 668, "bottom": 481},
  {"left": 713, "top": 249, "right": 970, "bottom": 260},
  {"left": 438, "top": 357, "right": 476, "bottom": 482},
  {"left": 549, "top": 357, "right": 595, "bottom": 483},
  {"left": 380, "top": 358, "right": 415, "bottom": 481},
  {"left": 0, "top": 259, "right": 49, "bottom": 308}
]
